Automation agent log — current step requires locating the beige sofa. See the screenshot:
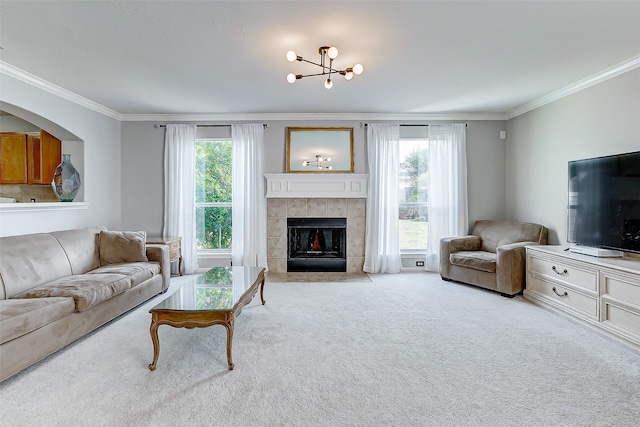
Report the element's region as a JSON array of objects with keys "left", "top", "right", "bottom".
[
  {"left": 0, "top": 227, "right": 170, "bottom": 382},
  {"left": 440, "top": 220, "right": 547, "bottom": 296}
]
